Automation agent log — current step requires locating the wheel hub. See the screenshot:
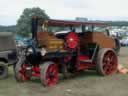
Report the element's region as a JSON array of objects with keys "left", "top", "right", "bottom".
[
  {"left": 19, "top": 64, "right": 31, "bottom": 81},
  {"left": 103, "top": 51, "right": 117, "bottom": 75},
  {"left": 49, "top": 72, "right": 55, "bottom": 78},
  {"left": 45, "top": 64, "right": 58, "bottom": 86}
]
